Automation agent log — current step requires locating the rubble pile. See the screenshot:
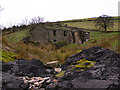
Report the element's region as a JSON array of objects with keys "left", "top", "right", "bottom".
[{"left": 2, "top": 47, "right": 120, "bottom": 89}]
